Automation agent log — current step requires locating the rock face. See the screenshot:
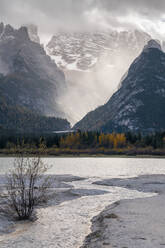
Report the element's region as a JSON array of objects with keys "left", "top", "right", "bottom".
[
  {"left": 74, "top": 40, "right": 165, "bottom": 133},
  {"left": 46, "top": 30, "right": 151, "bottom": 72},
  {"left": 46, "top": 30, "right": 152, "bottom": 124},
  {"left": 26, "top": 24, "right": 40, "bottom": 43},
  {"left": 0, "top": 23, "right": 70, "bottom": 131}
]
